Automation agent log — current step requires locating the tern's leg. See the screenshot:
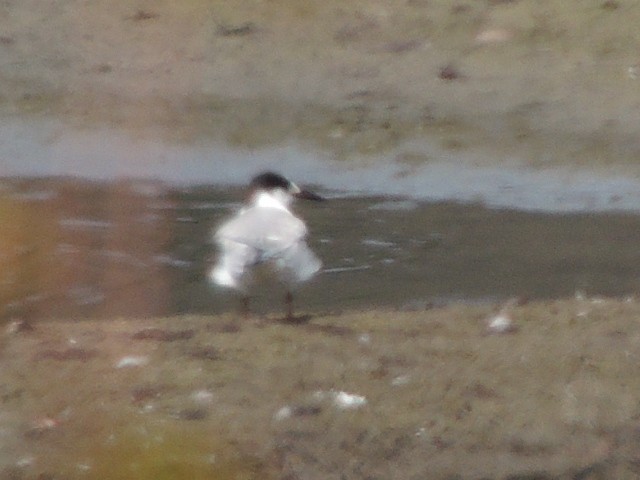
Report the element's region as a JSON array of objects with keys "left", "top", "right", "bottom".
[
  {"left": 240, "top": 296, "right": 251, "bottom": 320},
  {"left": 285, "top": 291, "right": 294, "bottom": 320}
]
